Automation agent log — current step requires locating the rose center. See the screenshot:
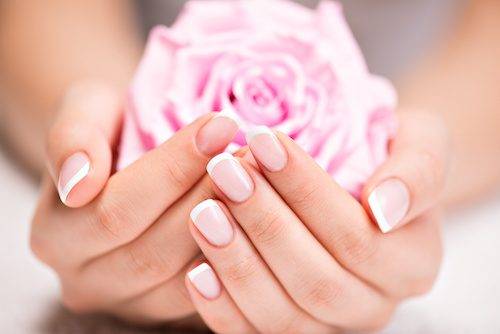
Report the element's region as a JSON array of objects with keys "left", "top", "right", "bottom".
[
  {"left": 248, "top": 78, "right": 276, "bottom": 106},
  {"left": 230, "top": 65, "right": 289, "bottom": 126}
]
